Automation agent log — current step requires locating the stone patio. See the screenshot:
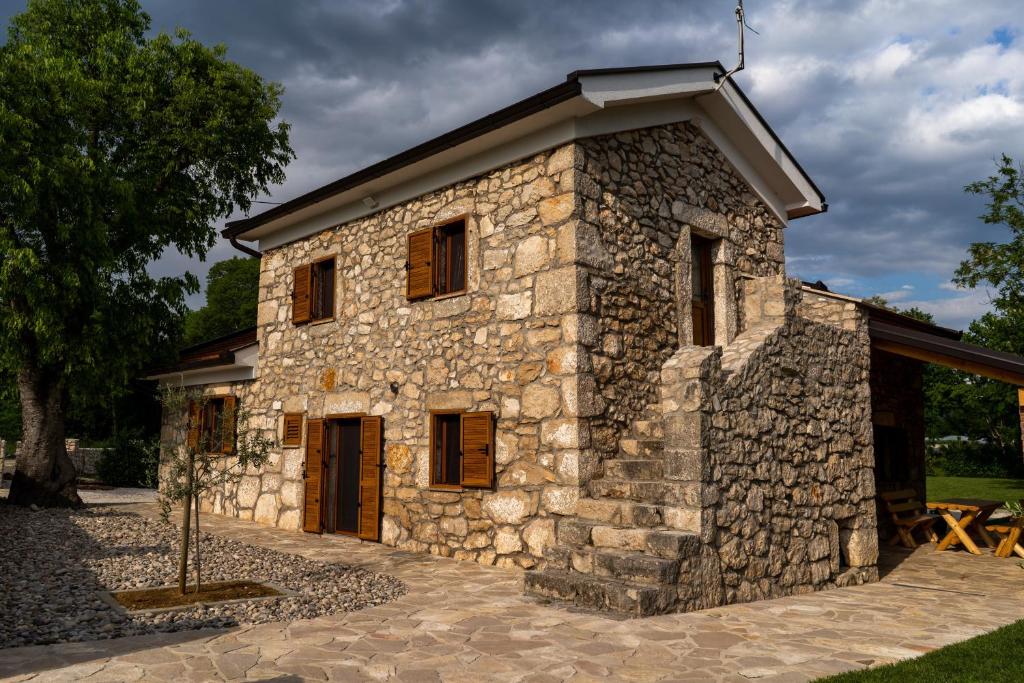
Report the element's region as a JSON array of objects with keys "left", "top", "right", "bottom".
[{"left": 2, "top": 502, "right": 1023, "bottom": 682}]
